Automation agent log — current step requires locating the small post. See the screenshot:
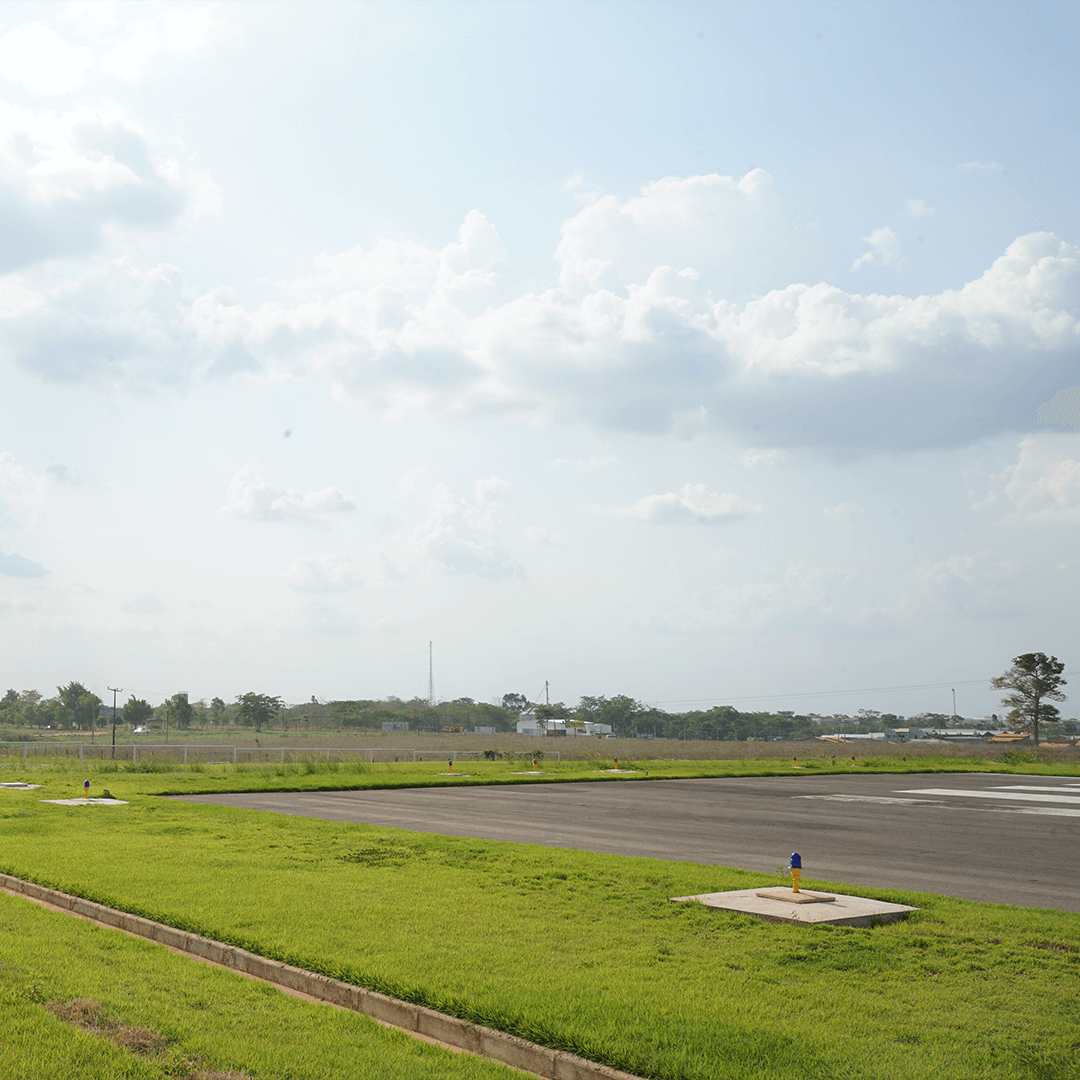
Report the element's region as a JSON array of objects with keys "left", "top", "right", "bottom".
[
  {"left": 851, "top": 755, "right": 856, "bottom": 766},
  {"left": 448, "top": 759, "right": 453, "bottom": 774},
  {"left": 614, "top": 757, "right": 618, "bottom": 771},
  {"left": 792, "top": 756, "right": 797, "bottom": 767},
  {"left": 83, "top": 779, "right": 90, "bottom": 800},
  {"left": 789, "top": 852, "right": 802, "bottom": 893},
  {"left": 532, "top": 756, "right": 537, "bottom": 772}
]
